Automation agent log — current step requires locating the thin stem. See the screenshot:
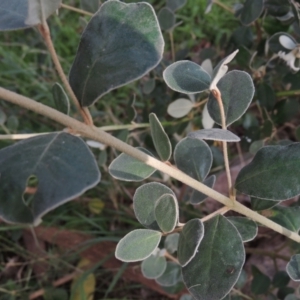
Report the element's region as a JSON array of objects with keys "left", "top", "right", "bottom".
[
  {"left": 37, "top": 22, "right": 93, "bottom": 126},
  {"left": 213, "top": 0, "right": 234, "bottom": 13},
  {"left": 231, "top": 288, "right": 253, "bottom": 300},
  {"left": 276, "top": 89, "right": 300, "bottom": 97},
  {"left": 201, "top": 206, "right": 230, "bottom": 222},
  {"left": 212, "top": 89, "right": 233, "bottom": 199},
  {"left": 60, "top": 3, "right": 93, "bottom": 16},
  {"left": 165, "top": 251, "right": 179, "bottom": 264},
  {"left": 1, "top": 87, "right": 300, "bottom": 243},
  {"left": 169, "top": 31, "right": 175, "bottom": 62}
]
